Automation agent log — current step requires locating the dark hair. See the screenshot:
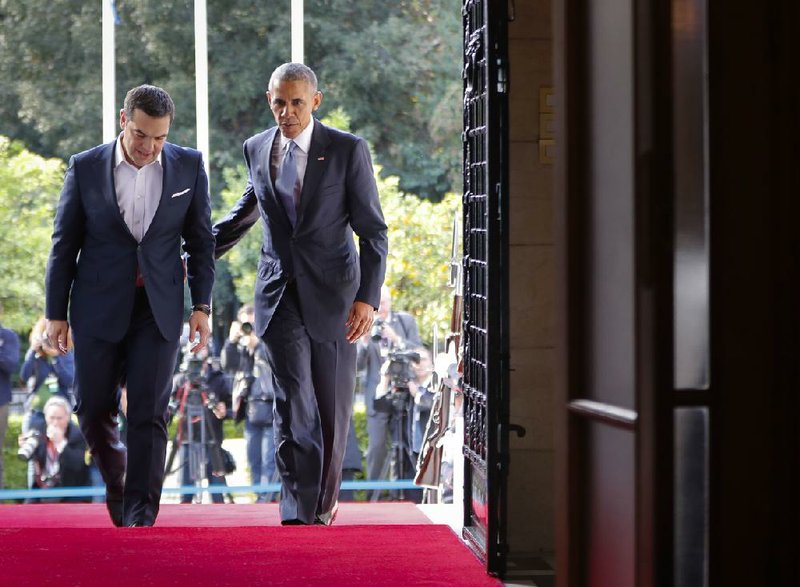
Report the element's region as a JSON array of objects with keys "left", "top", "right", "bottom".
[
  {"left": 269, "top": 63, "right": 318, "bottom": 92},
  {"left": 123, "top": 85, "right": 175, "bottom": 123}
]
